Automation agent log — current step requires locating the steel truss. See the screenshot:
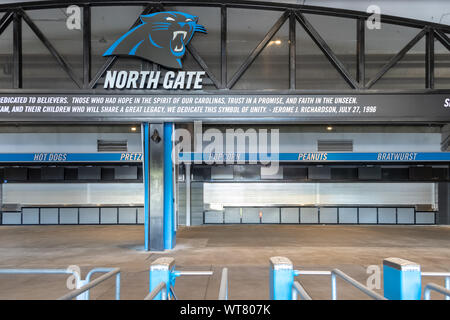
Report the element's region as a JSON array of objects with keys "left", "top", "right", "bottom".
[{"left": 0, "top": 0, "right": 449, "bottom": 91}]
